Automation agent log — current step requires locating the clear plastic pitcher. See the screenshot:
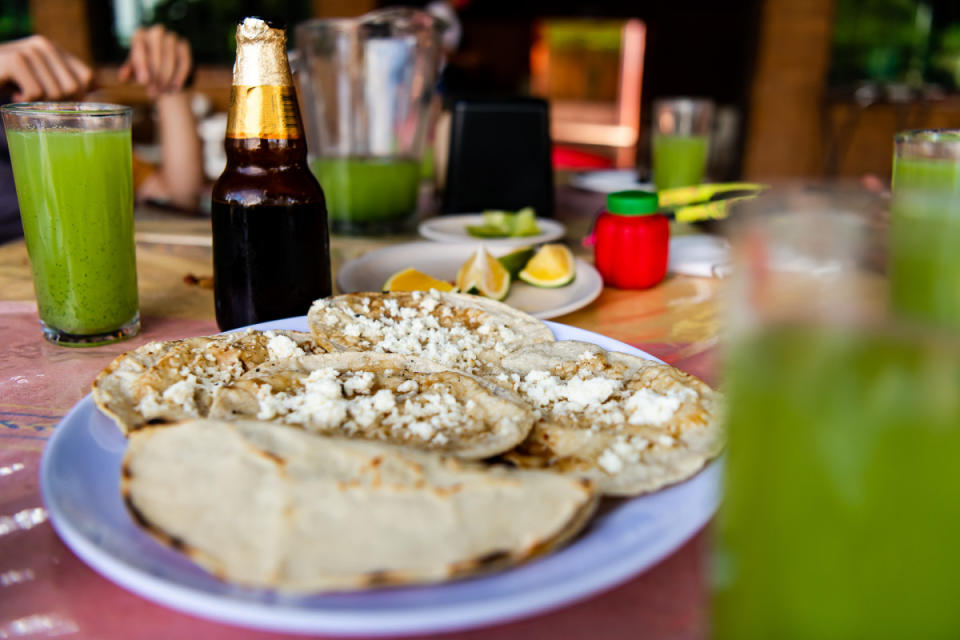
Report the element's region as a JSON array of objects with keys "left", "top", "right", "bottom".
[{"left": 294, "top": 8, "right": 443, "bottom": 235}]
